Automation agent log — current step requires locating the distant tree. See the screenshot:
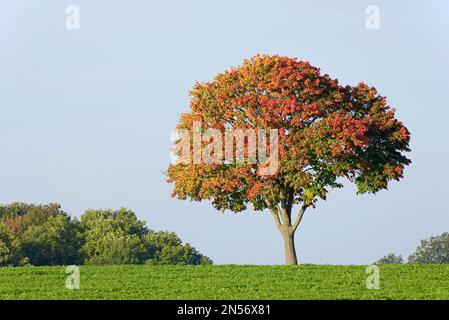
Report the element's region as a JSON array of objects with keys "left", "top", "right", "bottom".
[
  {"left": 83, "top": 233, "right": 147, "bottom": 265},
  {"left": 0, "top": 203, "right": 82, "bottom": 265},
  {"left": 0, "top": 224, "right": 17, "bottom": 266},
  {"left": 80, "top": 208, "right": 148, "bottom": 265},
  {"left": 80, "top": 207, "right": 148, "bottom": 236},
  {"left": 375, "top": 253, "right": 404, "bottom": 264},
  {"left": 143, "top": 232, "right": 213, "bottom": 265},
  {"left": 20, "top": 214, "right": 83, "bottom": 265},
  {"left": 0, "top": 203, "right": 65, "bottom": 235},
  {"left": 80, "top": 208, "right": 212, "bottom": 265},
  {"left": 408, "top": 232, "right": 449, "bottom": 264},
  {"left": 0, "top": 202, "right": 41, "bottom": 219}
]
